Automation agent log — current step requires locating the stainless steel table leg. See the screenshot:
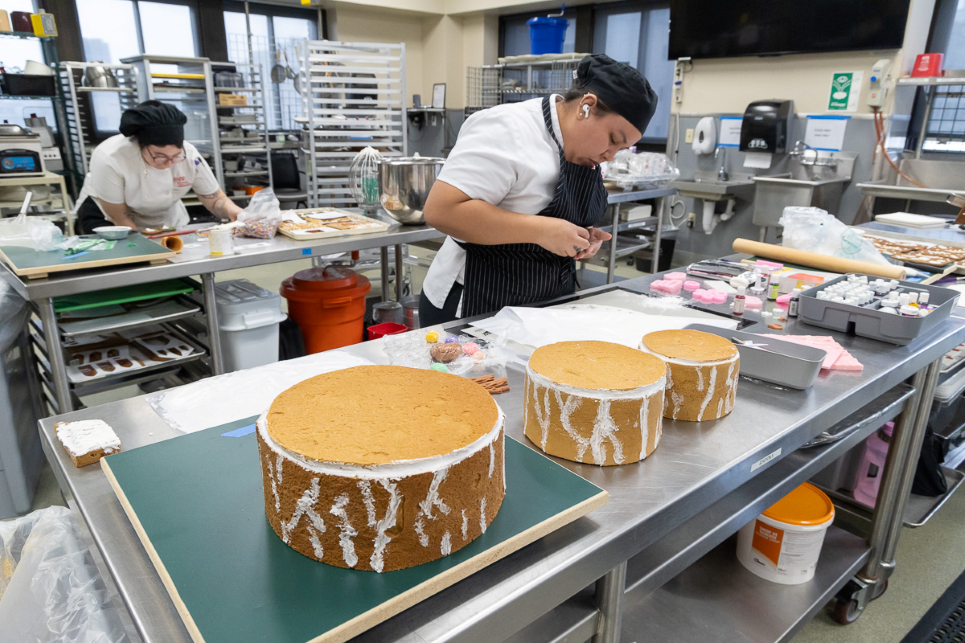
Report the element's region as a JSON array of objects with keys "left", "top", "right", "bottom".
[
  {"left": 837, "top": 358, "right": 939, "bottom": 619},
  {"left": 607, "top": 204, "right": 619, "bottom": 284},
  {"left": 39, "top": 297, "right": 72, "bottom": 414},
  {"left": 394, "top": 244, "right": 404, "bottom": 302},
  {"left": 201, "top": 273, "right": 225, "bottom": 376},
  {"left": 593, "top": 561, "right": 626, "bottom": 643},
  {"left": 863, "top": 358, "right": 941, "bottom": 580},
  {"left": 380, "top": 246, "right": 390, "bottom": 302},
  {"left": 651, "top": 197, "right": 664, "bottom": 274}
]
